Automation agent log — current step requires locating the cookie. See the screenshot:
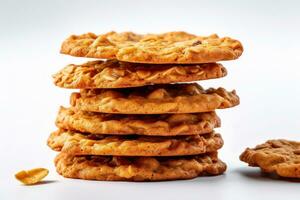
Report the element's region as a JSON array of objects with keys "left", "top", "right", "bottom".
[
  {"left": 56, "top": 107, "right": 221, "bottom": 136},
  {"left": 70, "top": 83, "right": 239, "bottom": 114},
  {"left": 55, "top": 152, "right": 226, "bottom": 181},
  {"left": 240, "top": 139, "right": 300, "bottom": 178},
  {"left": 53, "top": 60, "right": 227, "bottom": 89},
  {"left": 60, "top": 31, "right": 243, "bottom": 64},
  {"left": 48, "top": 129, "right": 223, "bottom": 156}
]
